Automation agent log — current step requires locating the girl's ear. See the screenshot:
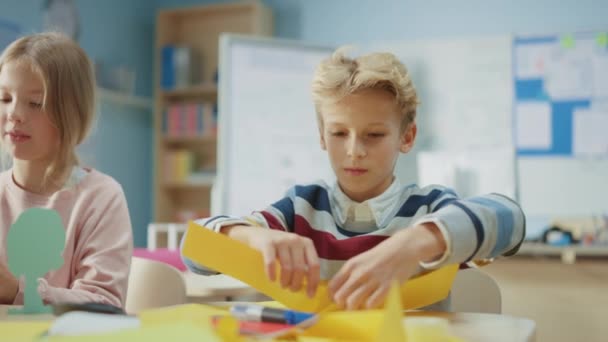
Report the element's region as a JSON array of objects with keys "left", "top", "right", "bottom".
[{"left": 399, "top": 122, "right": 416, "bottom": 153}]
